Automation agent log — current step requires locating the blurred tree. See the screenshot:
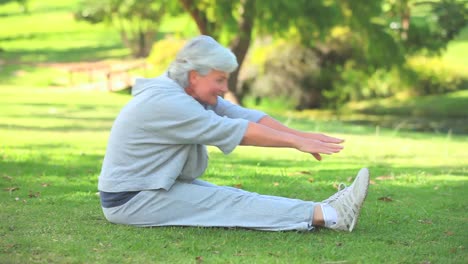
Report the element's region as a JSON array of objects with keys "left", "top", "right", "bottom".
[
  {"left": 74, "top": 0, "right": 180, "bottom": 57},
  {"left": 177, "top": 0, "right": 351, "bottom": 104},
  {"left": 337, "top": 1, "right": 405, "bottom": 68},
  {"left": 0, "top": 0, "right": 29, "bottom": 13},
  {"left": 246, "top": 0, "right": 467, "bottom": 108},
  {"left": 385, "top": 0, "right": 468, "bottom": 55},
  {"left": 74, "top": 0, "right": 467, "bottom": 107},
  {"left": 245, "top": 0, "right": 406, "bottom": 109}
]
